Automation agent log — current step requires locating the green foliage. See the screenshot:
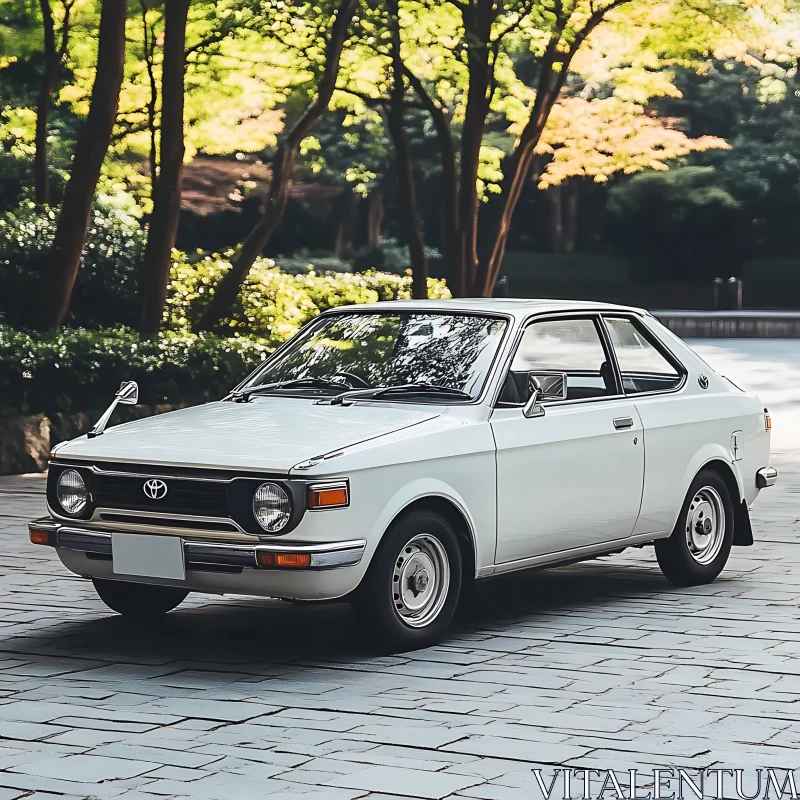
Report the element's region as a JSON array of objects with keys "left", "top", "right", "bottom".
[
  {"left": 0, "top": 324, "right": 271, "bottom": 417},
  {"left": 166, "top": 254, "right": 450, "bottom": 344},
  {"left": 607, "top": 166, "right": 744, "bottom": 278},
  {"left": 0, "top": 202, "right": 145, "bottom": 328}
]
